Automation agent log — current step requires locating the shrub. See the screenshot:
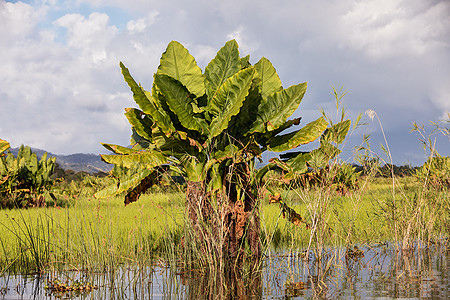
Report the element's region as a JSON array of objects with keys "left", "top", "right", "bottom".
[{"left": 0, "top": 145, "right": 55, "bottom": 208}]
